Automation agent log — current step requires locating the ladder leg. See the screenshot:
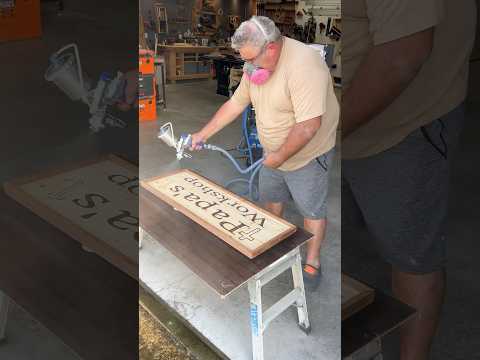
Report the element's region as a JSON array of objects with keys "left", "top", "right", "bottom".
[
  {"left": 0, "top": 291, "right": 10, "bottom": 342},
  {"left": 248, "top": 280, "right": 264, "bottom": 360},
  {"left": 292, "top": 251, "right": 311, "bottom": 334},
  {"left": 139, "top": 226, "right": 144, "bottom": 249}
]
